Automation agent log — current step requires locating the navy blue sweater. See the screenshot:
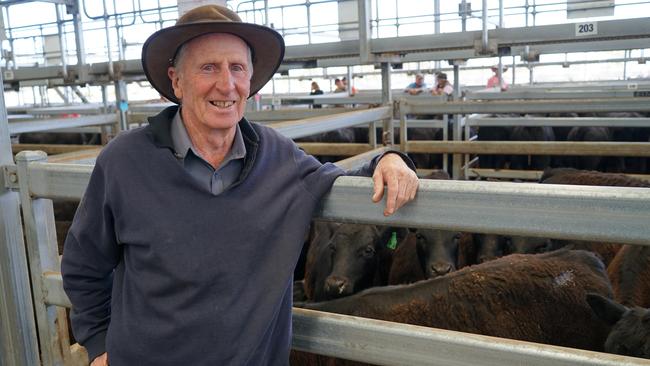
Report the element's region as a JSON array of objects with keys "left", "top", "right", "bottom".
[{"left": 61, "top": 106, "right": 412, "bottom": 365}]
